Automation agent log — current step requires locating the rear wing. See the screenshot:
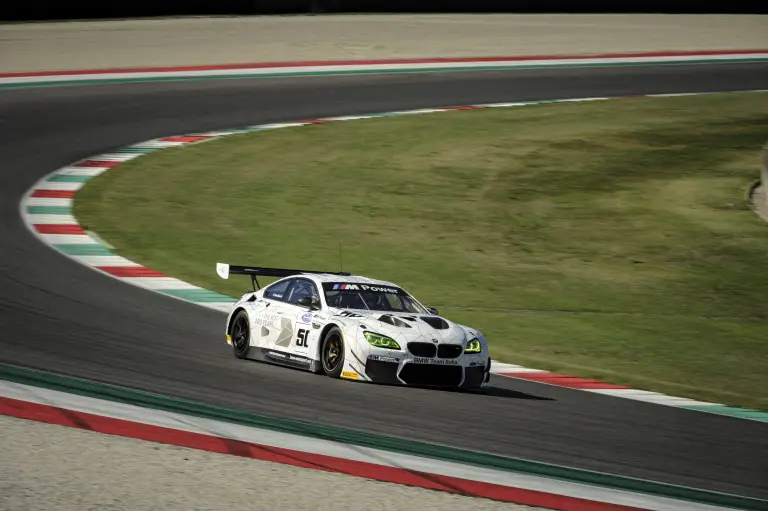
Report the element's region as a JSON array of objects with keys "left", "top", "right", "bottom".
[{"left": 216, "top": 262, "right": 351, "bottom": 290}]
